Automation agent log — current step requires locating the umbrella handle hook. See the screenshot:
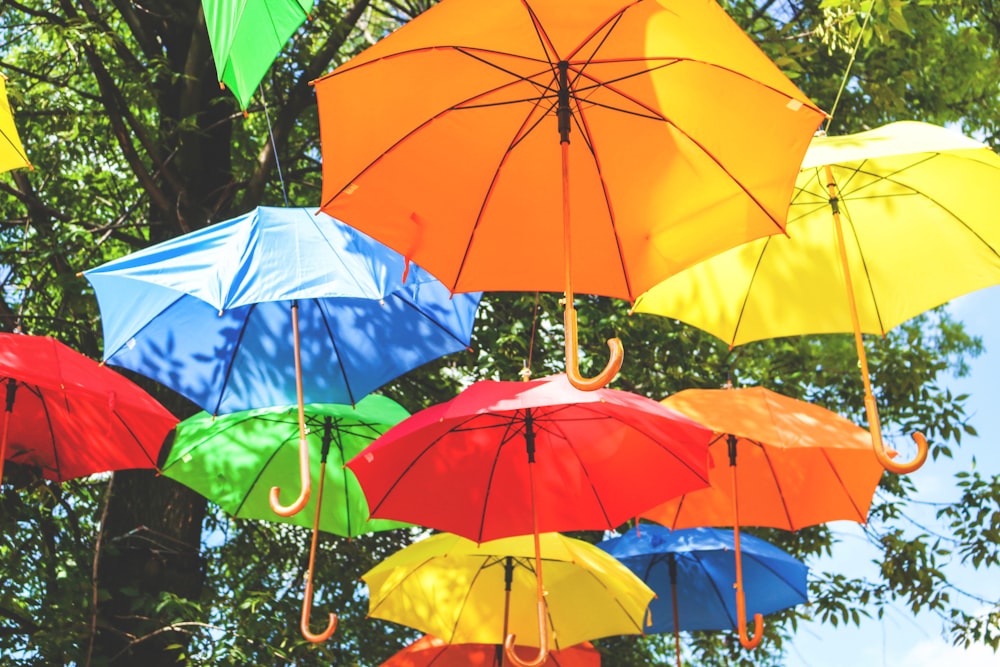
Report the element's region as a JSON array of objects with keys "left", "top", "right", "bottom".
[
  {"left": 861, "top": 392, "right": 928, "bottom": 474},
  {"left": 300, "top": 576, "right": 337, "bottom": 643},
  {"left": 269, "top": 435, "right": 312, "bottom": 516},
  {"left": 504, "top": 600, "right": 550, "bottom": 667},
  {"left": 735, "top": 581, "right": 763, "bottom": 650},
  {"left": 871, "top": 422, "right": 929, "bottom": 475},
  {"left": 564, "top": 300, "right": 623, "bottom": 391}
]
